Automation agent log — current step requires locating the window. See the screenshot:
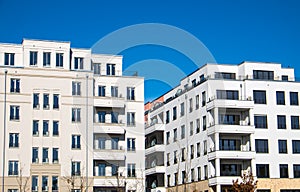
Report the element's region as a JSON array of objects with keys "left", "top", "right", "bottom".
[
  {"left": 43, "top": 94, "right": 49, "bottom": 109},
  {"left": 111, "top": 86, "right": 118, "bottom": 97},
  {"left": 8, "top": 161, "right": 18, "bottom": 175},
  {"left": 253, "top": 90, "right": 267, "bottom": 104},
  {"left": 106, "top": 64, "right": 116, "bottom": 75},
  {"left": 290, "top": 92, "right": 299, "bottom": 105},
  {"left": 197, "top": 143, "right": 200, "bottom": 157},
  {"left": 33, "top": 93, "right": 39, "bottom": 109},
  {"left": 127, "top": 87, "right": 135, "bottom": 100},
  {"left": 292, "top": 140, "right": 300, "bottom": 153},
  {"left": 173, "top": 128, "right": 177, "bottom": 142},
  {"left": 256, "top": 164, "right": 269, "bottom": 178},
  {"left": 43, "top": 52, "right": 51, "bottom": 67},
  {"left": 42, "top": 148, "right": 49, "bottom": 163},
  {"left": 181, "top": 148, "right": 186, "bottom": 161},
  {"left": 180, "top": 102, "right": 185, "bottom": 116},
  {"left": 94, "top": 63, "right": 101, "bottom": 74},
  {"left": 43, "top": 120, "right": 49, "bottom": 136},
  {"left": 74, "top": 57, "right": 83, "bottom": 70},
  {"left": 197, "top": 167, "right": 201, "bottom": 181},
  {"left": 111, "top": 138, "right": 119, "bottom": 150},
  {"left": 166, "top": 132, "right": 170, "bottom": 144},
  {"left": 9, "top": 133, "right": 19, "bottom": 148},
  {"left": 202, "top": 91, "right": 206, "bottom": 106},
  {"left": 97, "top": 111, "right": 106, "bottom": 123},
  {"left": 200, "top": 74, "right": 205, "bottom": 82},
  {"left": 98, "top": 163, "right": 106, "bottom": 176},
  {"left": 72, "top": 82, "right": 81, "bottom": 96},
  {"left": 53, "top": 148, "right": 59, "bottom": 163},
  {"left": 253, "top": 70, "right": 274, "bottom": 80},
  {"left": 52, "top": 176, "right": 58, "bottom": 191},
  {"left": 98, "top": 86, "right": 106, "bottom": 96},
  {"left": 215, "top": 72, "right": 236, "bottom": 79},
  {"left": 182, "top": 171, "right": 186, "bottom": 184},
  {"left": 202, "top": 116, "right": 206, "bottom": 131},
  {"left": 53, "top": 94, "right": 59, "bottom": 109},
  {"left": 111, "top": 112, "right": 119, "bottom": 124},
  {"left": 254, "top": 115, "right": 268, "bottom": 129},
  {"left": 56, "top": 53, "right": 63, "bottom": 67},
  {"left": 32, "top": 176, "right": 38, "bottom": 191},
  {"left": 10, "top": 105, "right": 20, "bottom": 120},
  {"left": 255, "top": 139, "right": 269, "bottom": 153},
  {"left": 166, "top": 111, "right": 170, "bottom": 124},
  {"left": 190, "top": 145, "right": 194, "bottom": 159},
  {"left": 204, "top": 165, "right": 208, "bottom": 179},
  {"left": 32, "top": 120, "right": 39, "bottom": 136},
  {"left": 203, "top": 140, "right": 207, "bottom": 155},
  {"left": 280, "top": 164, "right": 289, "bottom": 178},
  {"left": 217, "top": 90, "right": 238, "bottom": 100},
  {"left": 4, "top": 53, "right": 15, "bottom": 66},
  {"left": 30, "top": 51, "right": 38, "bottom": 66},
  {"left": 278, "top": 140, "right": 287, "bottom": 154},
  {"left": 71, "top": 161, "right": 81, "bottom": 176},
  {"left": 127, "top": 112, "right": 135, "bottom": 126},
  {"left": 167, "top": 175, "right": 170, "bottom": 187},
  {"left": 10, "top": 79, "right": 20, "bottom": 93},
  {"left": 173, "top": 106, "right": 177, "bottom": 120},
  {"left": 71, "top": 108, "right": 81, "bottom": 122},
  {"left": 189, "top": 98, "right": 193, "bottom": 112},
  {"left": 174, "top": 151, "right": 178, "bottom": 164},
  {"left": 190, "top": 121, "right": 194, "bottom": 135},
  {"left": 282, "top": 75, "right": 288, "bottom": 81},
  {"left": 127, "top": 163, "right": 136, "bottom": 177},
  {"left": 220, "top": 139, "right": 241, "bottom": 151},
  {"left": 112, "top": 164, "right": 118, "bottom": 176},
  {"left": 192, "top": 79, "right": 197, "bottom": 87},
  {"left": 52, "top": 121, "right": 59, "bottom": 136},
  {"left": 42, "top": 176, "right": 48, "bottom": 191},
  {"left": 219, "top": 114, "right": 239, "bottom": 125},
  {"left": 174, "top": 173, "right": 178, "bottom": 185},
  {"left": 195, "top": 95, "right": 199, "bottom": 109},
  {"left": 294, "top": 164, "right": 300, "bottom": 178},
  {"left": 167, "top": 153, "right": 170, "bottom": 166},
  {"left": 220, "top": 164, "right": 240, "bottom": 176},
  {"left": 196, "top": 119, "right": 200, "bottom": 133},
  {"left": 127, "top": 138, "right": 136, "bottom": 151},
  {"left": 98, "top": 137, "right": 106, "bottom": 149},
  {"left": 32, "top": 147, "right": 38, "bottom": 163},
  {"left": 277, "top": 115, "right": 286, "bottom": 129},
  {"left": 276, "top": 91, "right": 285, "bottom": 105},
  {"left": 181, "top": 125, "right": 185, "bottom": 139},
  {"left": 7, "top": 189, "right": 18, "bottom": 192},
  {"left": 291, "top": 116, "right": 300, "bottom": 129},
  {"left": 72, "top": 135, "right": 81, "bottom": 149}
]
